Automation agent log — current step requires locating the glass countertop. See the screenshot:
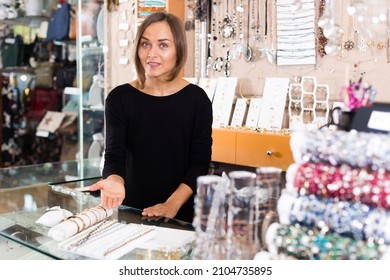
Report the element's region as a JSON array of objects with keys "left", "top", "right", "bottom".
[
  {"left": 0, "top": 158, "right": 102, "bottom": 189},
  {"left": 0, "top": 176, "right": 195, "bottom": 260}
]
